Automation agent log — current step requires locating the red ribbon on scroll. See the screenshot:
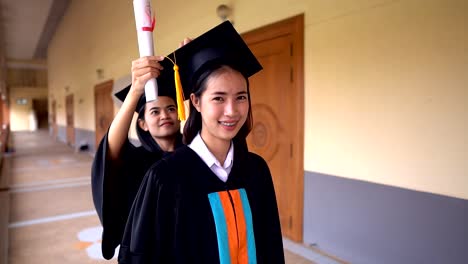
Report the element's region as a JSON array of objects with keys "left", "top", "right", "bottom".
[{"left": 142, "top": 17, "right": 155, "bottom": 32}]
